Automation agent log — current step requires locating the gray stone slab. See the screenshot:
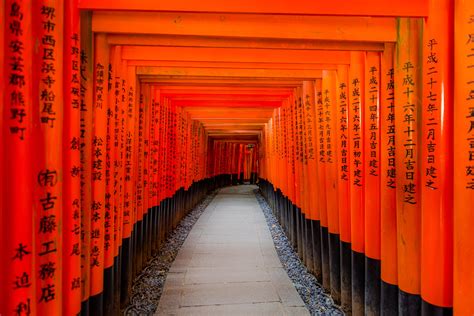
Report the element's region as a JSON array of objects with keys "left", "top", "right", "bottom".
[
  {"left": 184, "top": 267, "right": 271, "bottom": 284},
  {"left": 156, "top": 185, "right": 309, "bottom": 315},
  {"left": 171, "top": 302, "right": 286, "bottom": 315},
  {"left": 191, "top": 243, "right": 262, "bottom": 254},
  {"left": 187, "top": 252, "right": 264, "bottom": 268},
  {"left": 180, "top": 282, "right": 280, "bottom": 306},
  {"left": 283, "top": 306, "right": 312, "bottom": 315}
]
